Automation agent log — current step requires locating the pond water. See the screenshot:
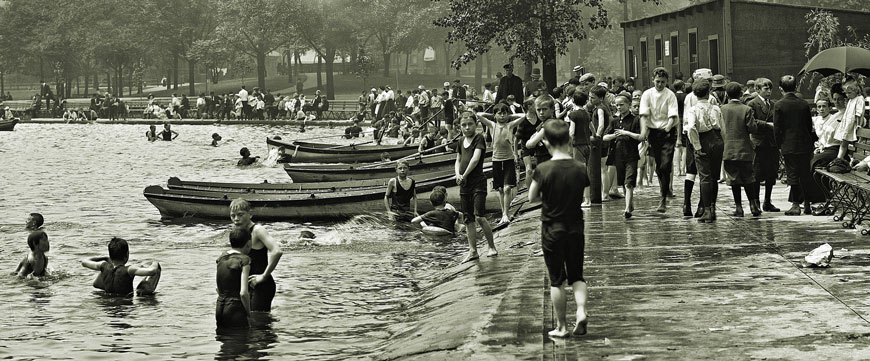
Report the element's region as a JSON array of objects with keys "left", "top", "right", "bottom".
[{"left": 0, "top": 123, "right": 469, "bottom": 360}]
